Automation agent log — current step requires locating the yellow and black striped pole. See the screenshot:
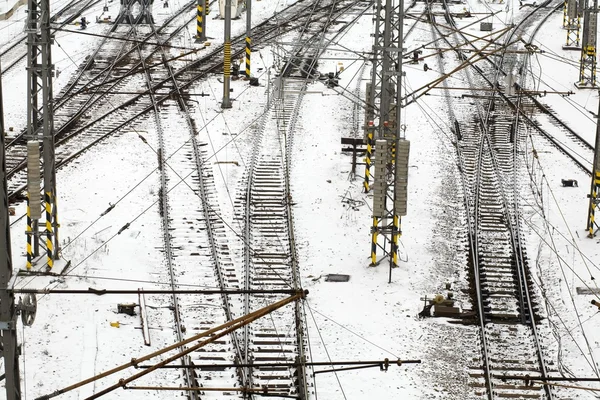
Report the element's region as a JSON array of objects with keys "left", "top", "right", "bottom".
[
  {"left": 26, "top": 195, "right": 33, "bottom": 269},
  {"left": 371, "top": 217, "right": 378, "bottom": 265},
  {"left": 224, "top": 42, "right": 231, "bottom": 77},
  {"left": 391, "top": 215, "right": 399, "bottom": 268},
  {"left": 45, "top": 191, "right": 53, "bottom": 269},
  {"left": 194, "top": 0, "right": 206, "bottom": 42},
  {"left": 364, "top": 121, "right": 374, "bottom": 193},
  {"left": 245, "top": 37, "right": 251, "bottom": 78},
  {"left": 588, "top": 170, "right": 600, "bottom": 237},
  {"left": 563, "top": 0, "right": 568, "bottom": 28},
  {"left": 588, "top": 94, "right": 600, "bottom": 237}
]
